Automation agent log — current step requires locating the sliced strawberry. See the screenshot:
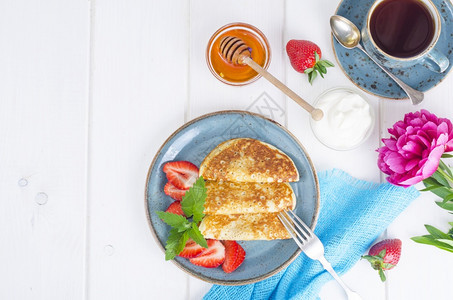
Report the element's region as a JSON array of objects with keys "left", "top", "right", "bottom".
[
  {"left": 163, "top": 161, "right": 199, "bottom": 190},
  {"left": 165, "top": 201, "right": 185, "bottom": 216},
  {"left": 164, "top": 182, "right": 187, "bottom": 201},
  {"left": 222, "top": 241, "right": 246, "bottom": 273},
  {"left": 178, "top": 239, "right": 205, "bottom": 258},
  {"left": 189, "top": 240, "right": 225, "bottom": 268}
]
